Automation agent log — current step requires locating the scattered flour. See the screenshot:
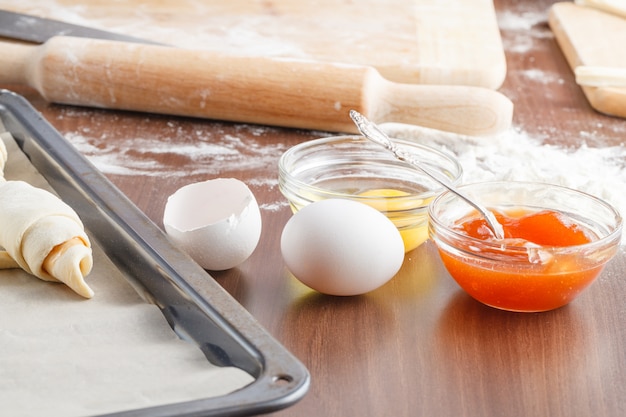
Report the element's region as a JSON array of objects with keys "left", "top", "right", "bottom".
[
  {"left": 518, "top": 68, "right": 565, "bottom": 85},
  {"left": 260, "top": 201, "right": 289, "bottom": 212},
  {"left": 65, "top": 127, "right": 288, "bottom": 179},
  {"left": 498, "top": 8, "right": 548, "bottom": 32},
  {"left": 497, "top": 7, "right": 554, "bottom": 55},
  {"left": 64, "top": 122, "right": 294, "bottom": 212},
  {"left": 383, "top": 123, "right": 626, "bottom": 241}
]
